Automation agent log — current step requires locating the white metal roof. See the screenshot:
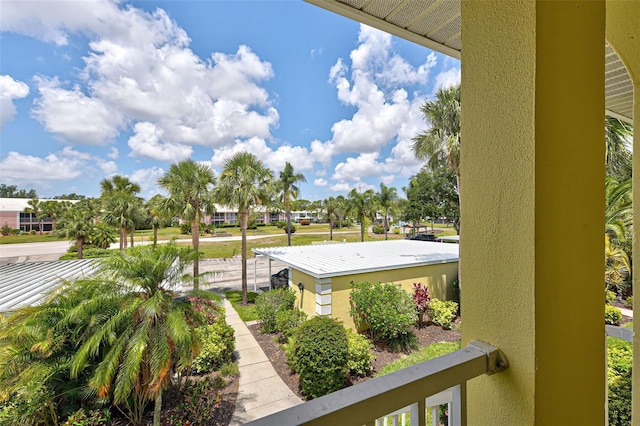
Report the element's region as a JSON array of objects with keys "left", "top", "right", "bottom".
[
  {"left": 253, "top": 240, "right": 458, "bottom": 279},
  {"left": 306, "top": 0, "right": 634, "bottom": 124},
  {"left": 0, "top": 198, "right": 77, "bottom": 212},
  {"left": 0, "top": 259, "right": 99, "bottom": 313}
]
